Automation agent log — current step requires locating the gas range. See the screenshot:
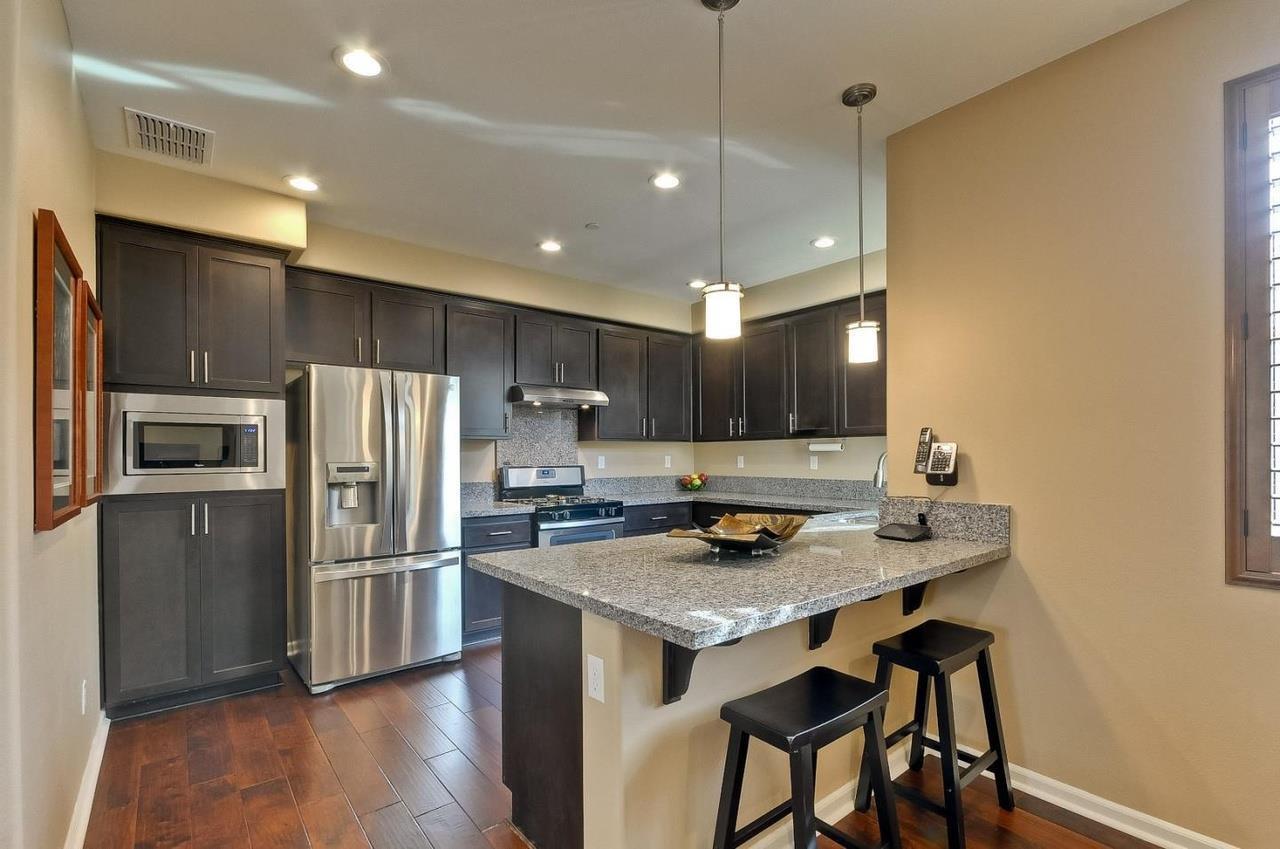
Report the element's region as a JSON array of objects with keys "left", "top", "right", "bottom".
[{"left": 499, "top": 465, "right": 625, "bottom": 546}]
